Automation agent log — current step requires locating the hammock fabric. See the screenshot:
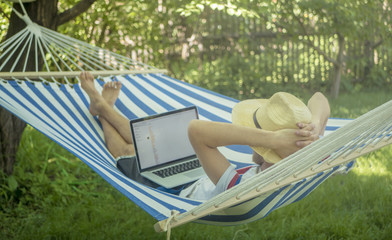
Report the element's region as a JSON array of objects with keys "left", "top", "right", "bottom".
[
  {"left": 1, "top": 6, "right": 392, "bottom": 231},
  {"left": 0, "top": 73, "right": 357, "bottom": 225}
]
